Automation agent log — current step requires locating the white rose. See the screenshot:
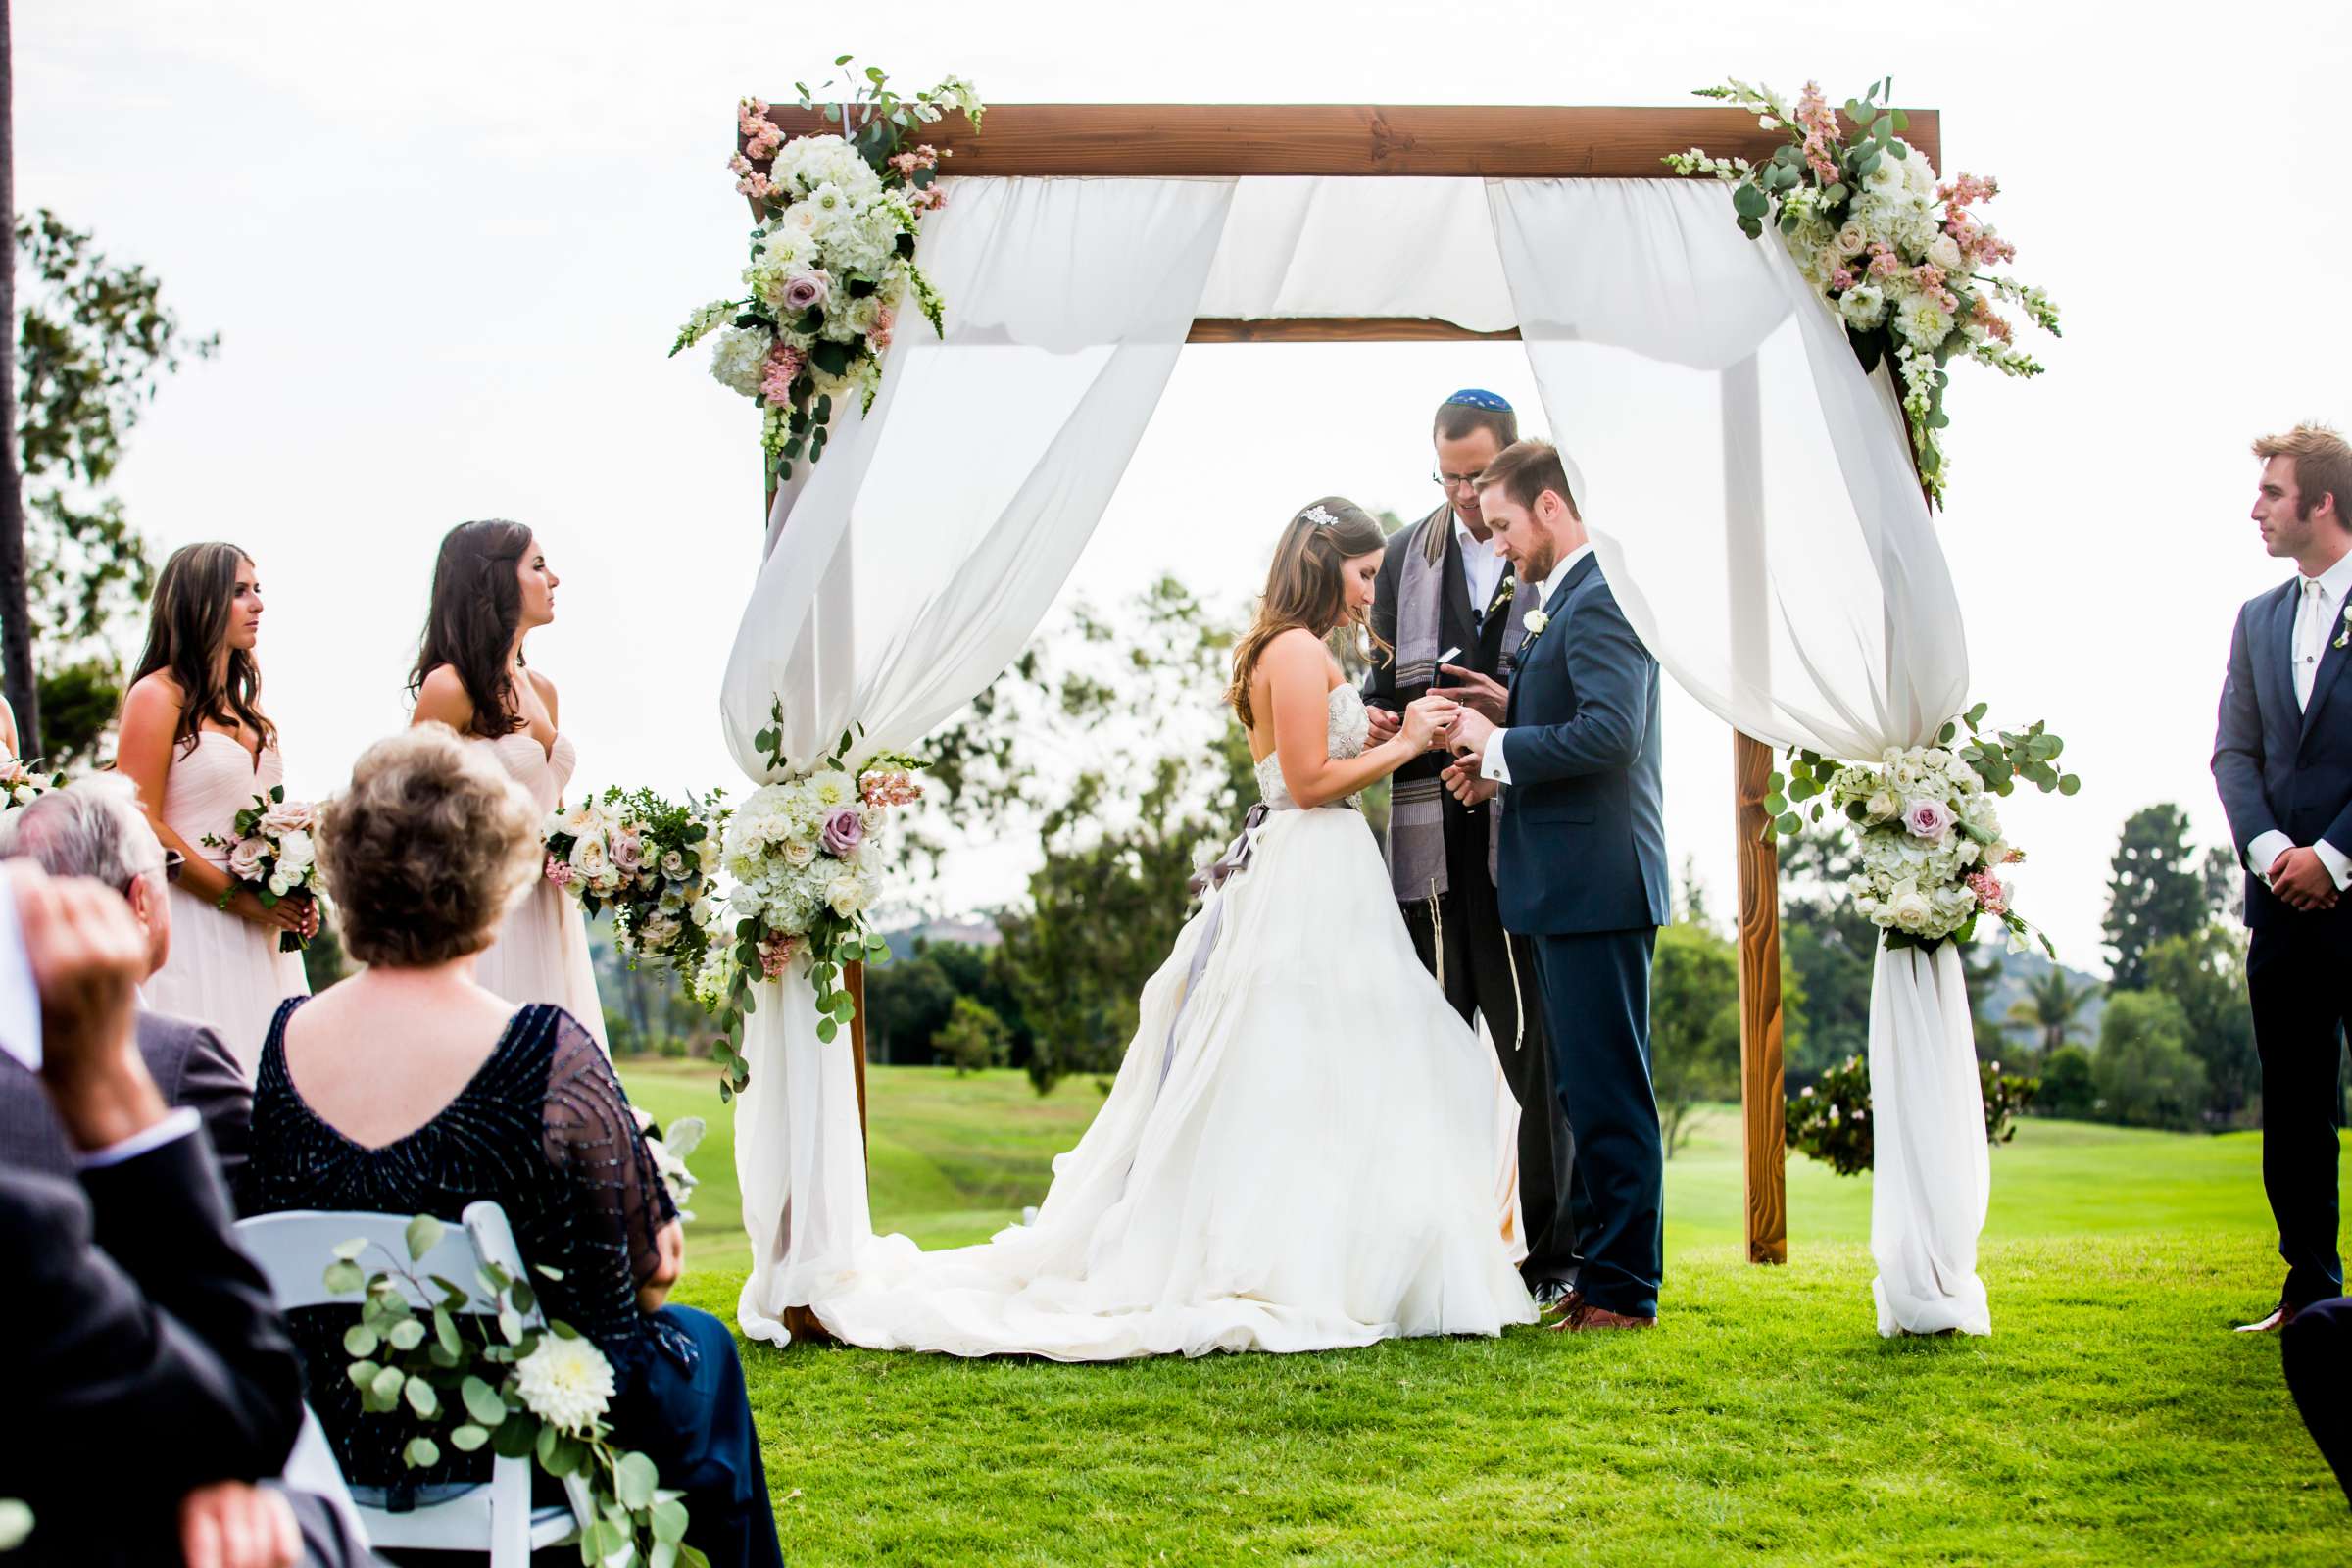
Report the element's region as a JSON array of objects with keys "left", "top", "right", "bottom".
[
  {"left": 275, "top": 830, "right": 314, "bottom": 873},
  {"left": 1926, "top": 234, "right": 1965, "bottom": 273},
  {"left": 826, "top": 876, "right": 863, "bottom": 917},
  {"left": 1865, "top": 789, "right": 1900, "bottom": 821},
  {"left": 1833, "top": 221, "right": 1869, "bottom": 257},
  {"left": 568, "top": 833, "right": 611, "bottom": 881},
  {"left": 1890, "top": 887, "right": 1934, "bottom": 931},
  {"left": 782, "top": 837, "right": 816, "bottom": 868},
  {"left": 697, "top": 836, "right": 721, "bottom": 874}
]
